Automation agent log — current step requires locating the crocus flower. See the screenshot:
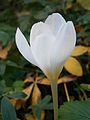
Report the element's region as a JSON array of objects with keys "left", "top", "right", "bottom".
[{"left": 15, "top": 13, "right": 76, "bottom": 120}]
